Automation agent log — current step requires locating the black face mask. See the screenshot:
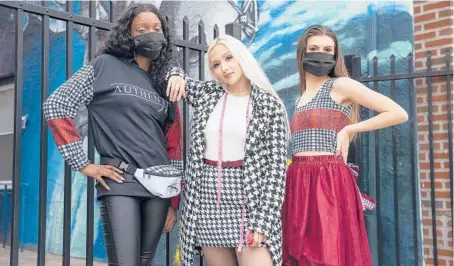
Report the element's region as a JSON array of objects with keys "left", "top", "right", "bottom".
[
  {"left": 133, "top": 32, "right": 166, "bottom": 61},
  {"left": 303, "top": 52, "right": 336, "bottom": 77}
]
